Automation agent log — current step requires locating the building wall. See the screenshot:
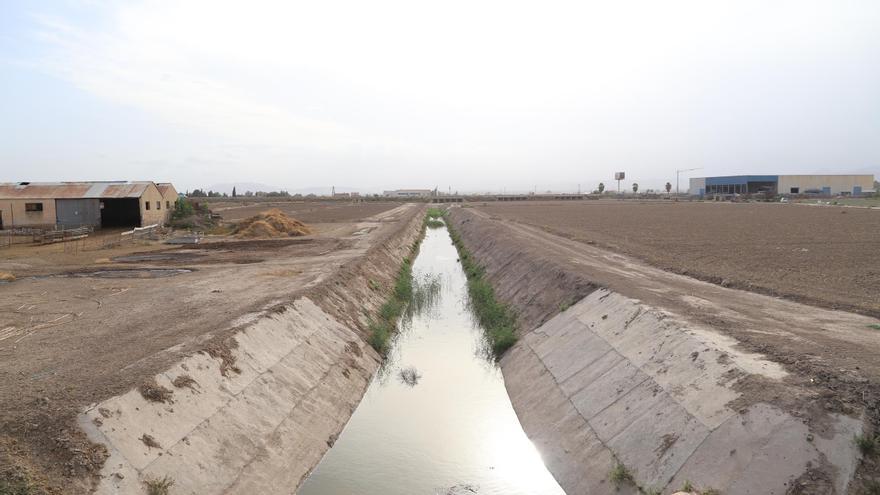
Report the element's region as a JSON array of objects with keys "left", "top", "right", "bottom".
[
  {"left": 689, "top": 177, "right": 706, "bottom": 196},
  {"left": 158, "top": 185, "right": 178, "bottom": 224},
  {"left": 139, "top": 184, "right": 168, "bottom": 226},
  {"left": 0, "top": 199, "right": 58, "bottom": 228},
  {"left": 777, "top": 175, "right": 874, "bottom": 195}
]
